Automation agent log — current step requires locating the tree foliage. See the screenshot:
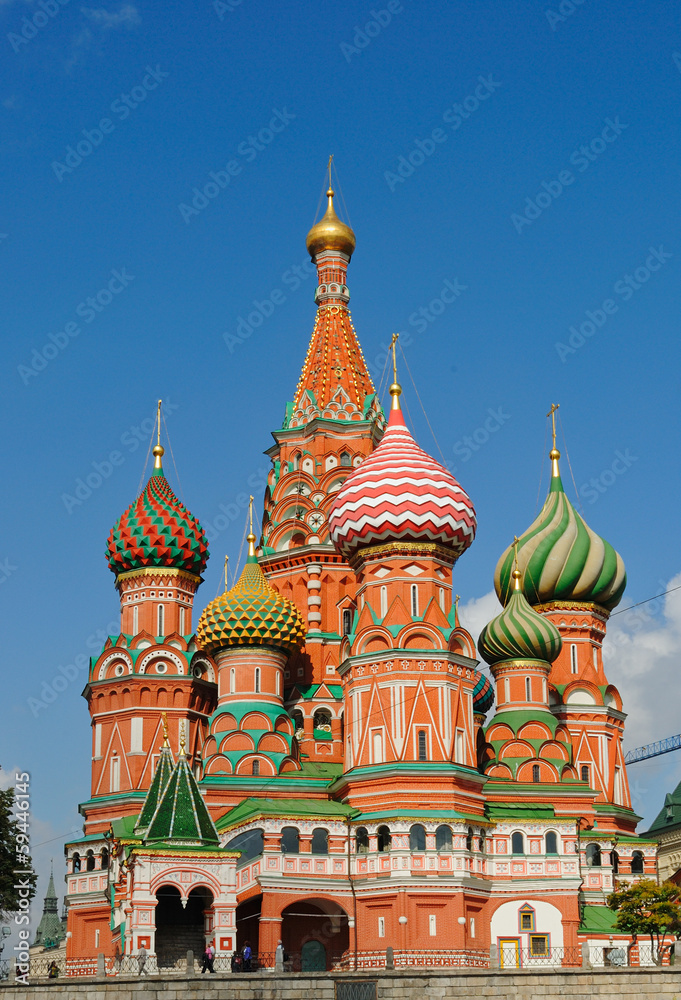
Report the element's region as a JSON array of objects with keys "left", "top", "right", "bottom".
[
  {"left": 608, "top": 877, "right": 681, "bottom": 963},
  {"left": 0, "top": 785, "right": 38, "bottom": 920}
]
